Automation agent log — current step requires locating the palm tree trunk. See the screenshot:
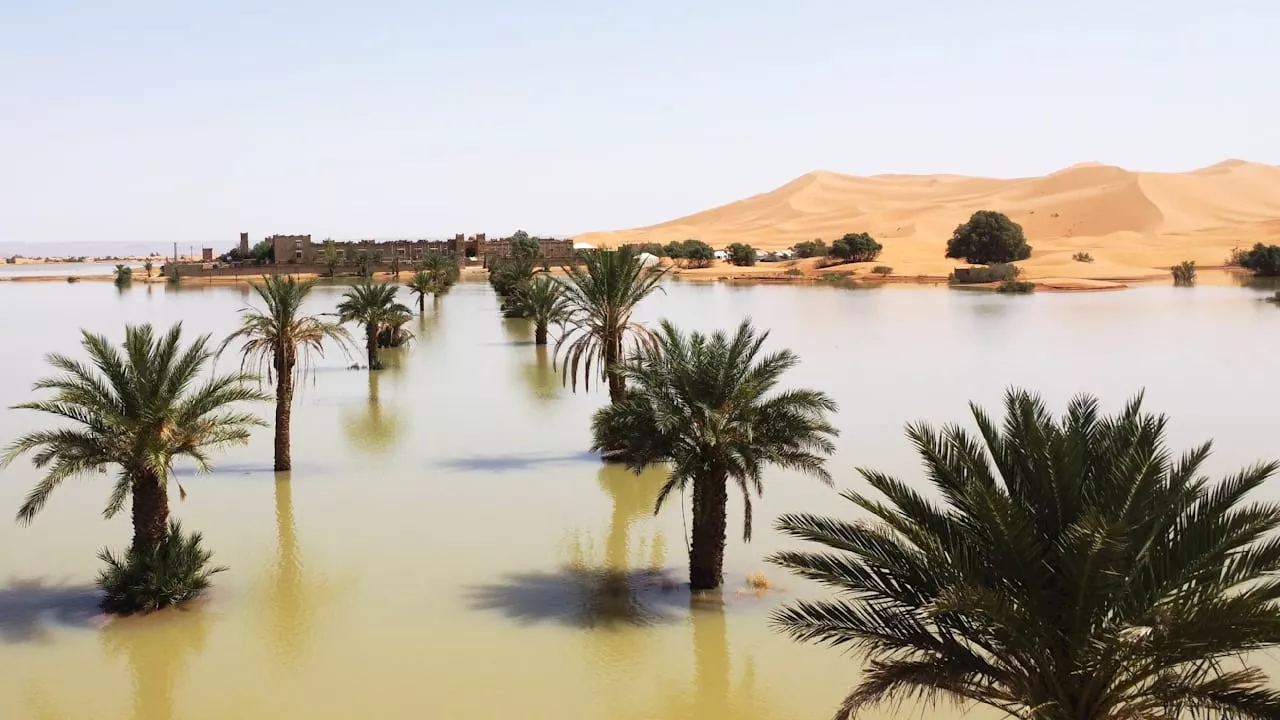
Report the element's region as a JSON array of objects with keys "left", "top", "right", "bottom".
[
  {"left": 689, "top": 471, "right": 728, "bottom": 591},
  {"left": 274, "top": 352, "right": 295, "bottom": 472},
  {"left": 535, "top": 323, "right": 548, "bottom": 346},
  {"left": 131, "top": 470, "right": 170, "bottom": 554},
  {"left": 605, "top": 336, "right": 624, "bottom": 403},
  {"left": 365, "top": 322, "right": 379, "bottom": 370},
  {"left": 417, "top": 295, "right": 425, "bottom": 315}
]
